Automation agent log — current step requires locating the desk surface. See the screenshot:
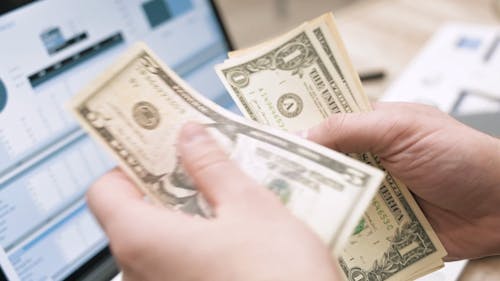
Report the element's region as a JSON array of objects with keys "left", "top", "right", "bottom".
[
  {"left": 216, "top": 0, "right": 500, "bottom": 280},
  {"left": 335, "top": 0, "right": 499, "bottom": 100}
]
